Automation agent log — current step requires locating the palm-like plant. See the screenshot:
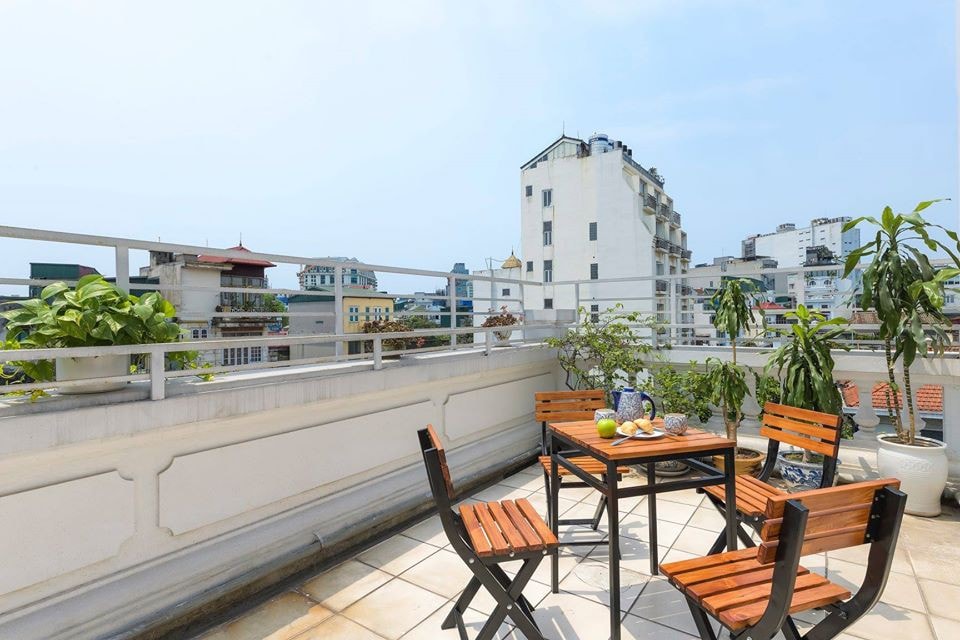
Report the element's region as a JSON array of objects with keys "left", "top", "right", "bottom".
[
  {"left": 707, "top": 278, "right": 761, "bottom": 442},
  {"left": 843, "top": 200, "right": 960, "bottom": 445},
  {"left": 766, "top": 305, "right": 849, "bottom": 460}
]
